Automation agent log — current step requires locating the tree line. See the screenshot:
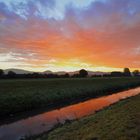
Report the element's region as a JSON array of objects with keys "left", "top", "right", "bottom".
[{"left": 0, "top": 68, "right": 139, "bottom": 79}]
